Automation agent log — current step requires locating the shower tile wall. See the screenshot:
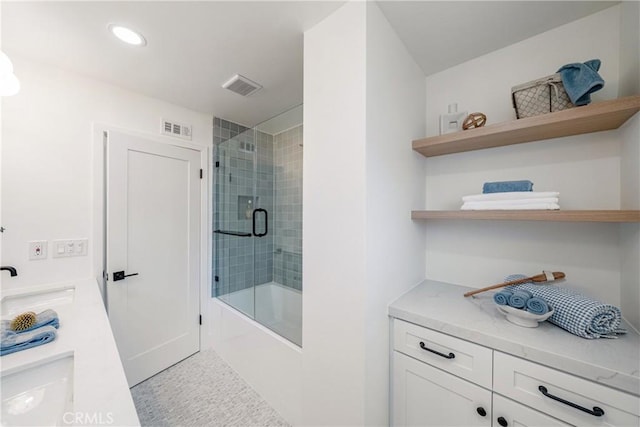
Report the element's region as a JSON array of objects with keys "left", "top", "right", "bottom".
[
  {"left": 273, "top": 125, "right": 303, "bottom": 291},
  {"left": 213, "top": 118, "right": 303, "bottom": 297},
  {"left": 213, "top": 118, "right": 273, "bottom": 296}
]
